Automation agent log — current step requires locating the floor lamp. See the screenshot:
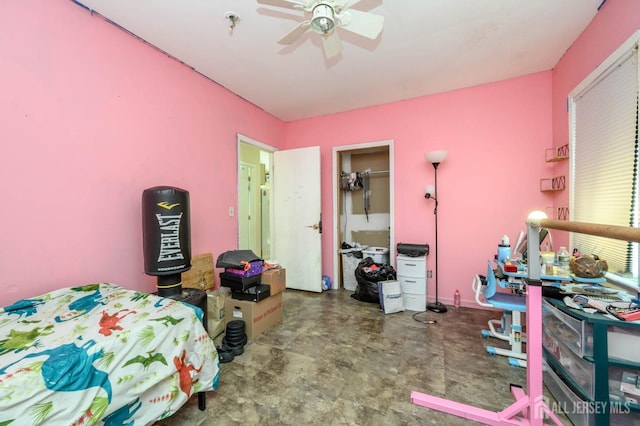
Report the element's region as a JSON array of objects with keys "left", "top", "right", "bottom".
[{"left": 424, "top": 150, "right": 447, "bottom": 313}]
